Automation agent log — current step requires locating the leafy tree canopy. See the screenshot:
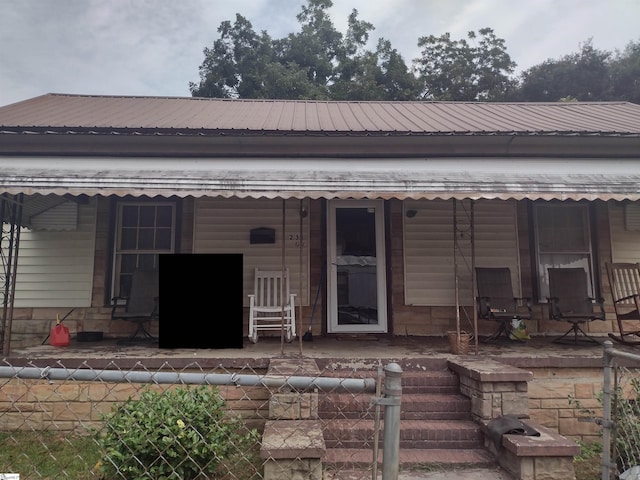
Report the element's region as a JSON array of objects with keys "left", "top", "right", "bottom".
[
  {"left": 413, "top": 28, "right": 517, "bottom": 101},
  {"left": 190, "top": 0, "right": 419, "bottom": 100},
  {"left": 190, "top": 0, "right": 639, "bottom": 103}
]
